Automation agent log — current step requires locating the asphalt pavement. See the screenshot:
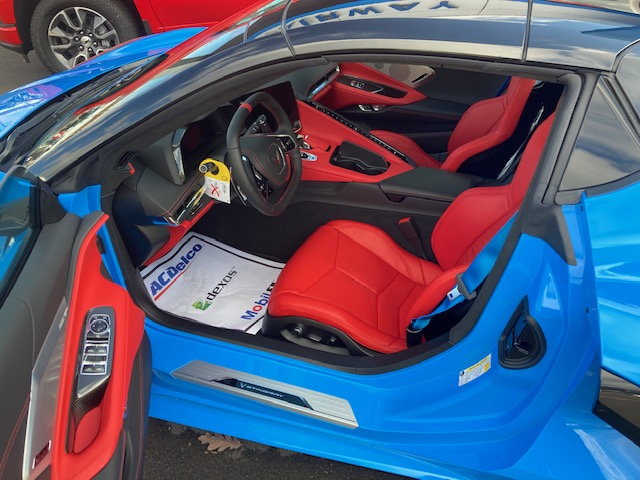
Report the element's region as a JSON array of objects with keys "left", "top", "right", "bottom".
[
  {"left": 0, "top": 49, "right": 49, "bottom": 91},
  {"left": 0, "top": 46, "right": 407, "bottom": 480}
]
